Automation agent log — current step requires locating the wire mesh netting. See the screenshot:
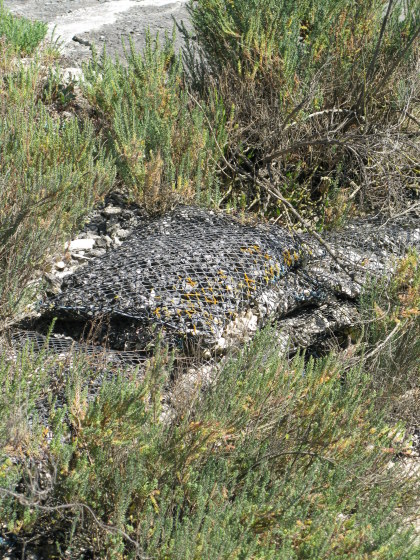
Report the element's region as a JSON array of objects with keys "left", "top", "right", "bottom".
[
  {"left": 8, "top": 207, "right": 419, "bottom": 361},
  {"left": 6, "top": 330, "right": 203, "bottom": 383},
  {"left": 8, "top": 329, "right": 146, "bottom": 366},
  {"left": 45, "top": 206, "right": 303, "bottom": 343}
]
